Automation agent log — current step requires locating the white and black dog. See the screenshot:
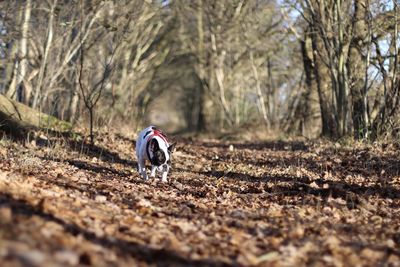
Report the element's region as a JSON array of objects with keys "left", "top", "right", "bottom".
[{"left": 136, "top": 126, "right": 175, "bottom": 182}]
